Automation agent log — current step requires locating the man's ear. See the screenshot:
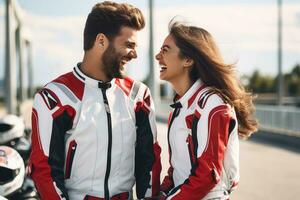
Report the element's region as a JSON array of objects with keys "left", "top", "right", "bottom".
[
  {"left": 183, "top": 58, "right": 194, "bottom": 68},
  {"left": 95, "top": 33, "right": 109, "bottom": 49}
]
